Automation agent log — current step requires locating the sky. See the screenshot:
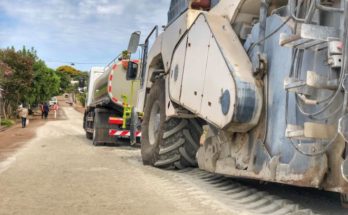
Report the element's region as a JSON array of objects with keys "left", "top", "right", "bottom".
[{"left": 0, "top": 0, "right": 170, "bottom": 71}]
